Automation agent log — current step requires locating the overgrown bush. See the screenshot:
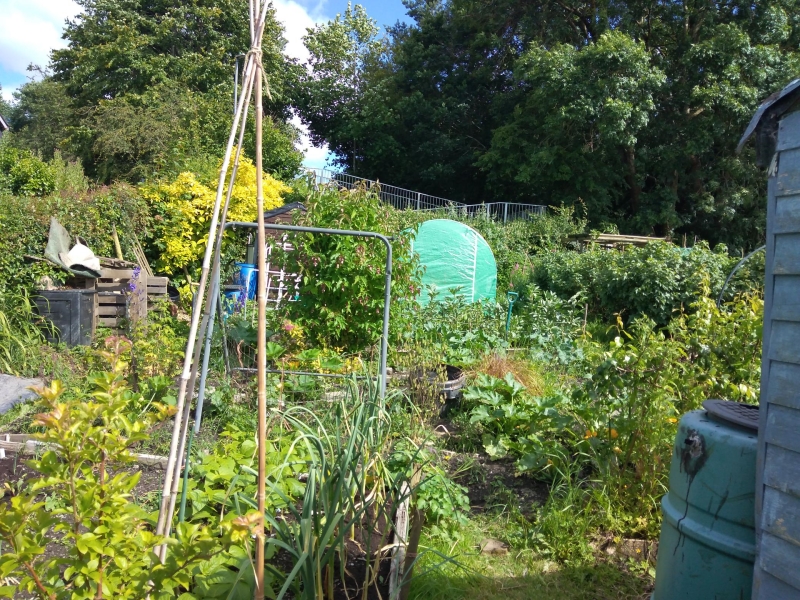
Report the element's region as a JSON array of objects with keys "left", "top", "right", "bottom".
[
  {"left": 460, "top": 293, "right": 762, "bottom": 539},
  {"left": 529, "top": 241, "right": 760, "bottom": 325},
  {"left": 286, "top": 181, "right": 422, "bottom": 350},
  {"left": 0, "top": 185, "right": 151, "bottom": 294},
  {"left": 141, "top": 153, "right": 289, "bottom": 302},
  {"left": 0, "top": 143, "right": 55, "bottom": 196}
]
